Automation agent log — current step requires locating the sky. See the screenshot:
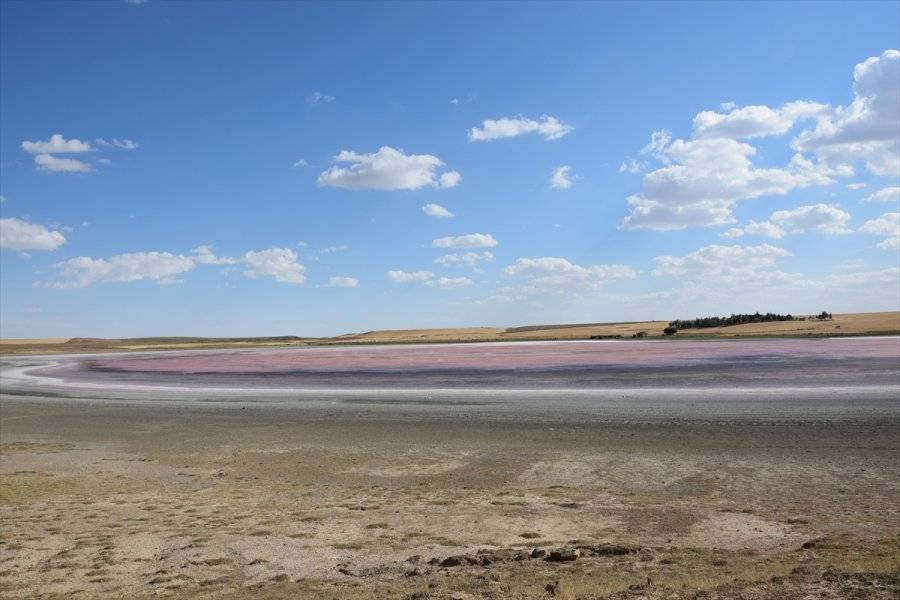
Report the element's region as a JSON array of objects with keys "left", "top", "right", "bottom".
[{"left": 1, "top": 1, "right": 899, "bottom": 338}]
